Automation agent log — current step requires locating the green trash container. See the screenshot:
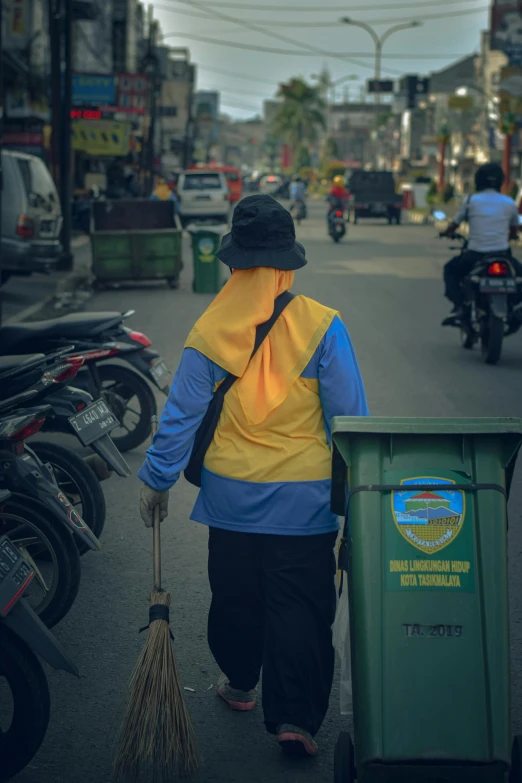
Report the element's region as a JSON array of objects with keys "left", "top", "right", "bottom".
[
  {"left": 91, "top": 200, "right": 182, "bottom": 287},
  {"left": 331, "top": 416, "right": 522, "bottom": 783},
  {"left": 188, "top": 224, "right": 228, "bottom": 294}
]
